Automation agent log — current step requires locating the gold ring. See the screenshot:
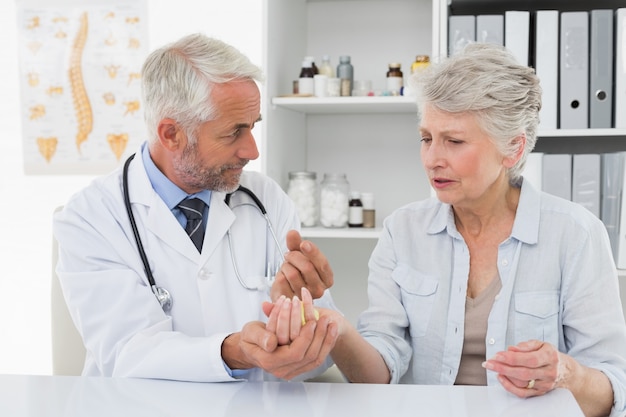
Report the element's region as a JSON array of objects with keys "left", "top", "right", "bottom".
[{"left": 526, "top": 379, "right": 535, "bottom": 389}]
